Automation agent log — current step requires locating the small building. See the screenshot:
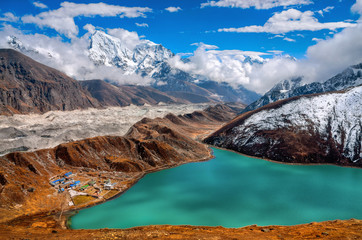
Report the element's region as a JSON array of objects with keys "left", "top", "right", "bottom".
[
  {"left": 80, "top": 184, "right": 89, "bottom": 191},
  {"left": 88, "top": 180, "right": 96, "bottom": 186},
  {"left": 70, "top": 180, "right": 80, "bottom": 188},
  {"left": 104, "top": 180, "right": 115, "bottom": 190},
  {"left": 64, "top": 172, "right": 72, "bottom": 177},
  {"left": 50, "top": 178, "right": 65, "bottom": 186}
]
